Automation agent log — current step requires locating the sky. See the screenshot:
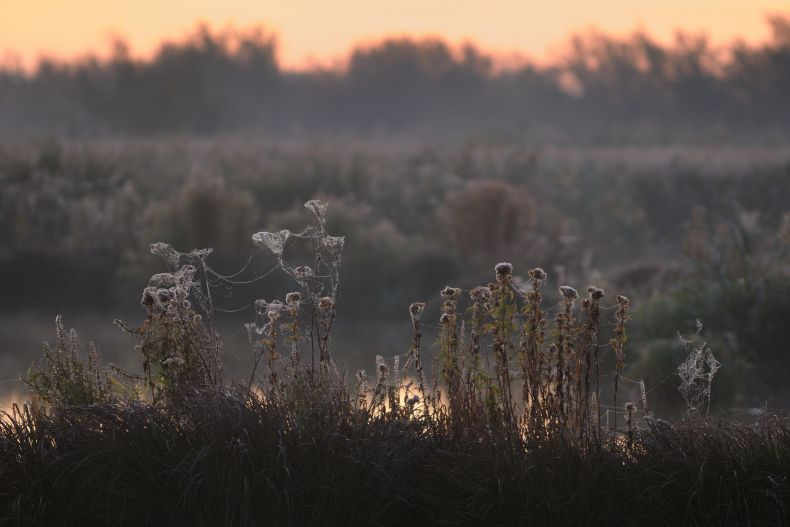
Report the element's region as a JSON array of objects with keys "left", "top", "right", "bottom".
[{"left": 1, "top": 0, "right": 788, "bottom": 69}]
